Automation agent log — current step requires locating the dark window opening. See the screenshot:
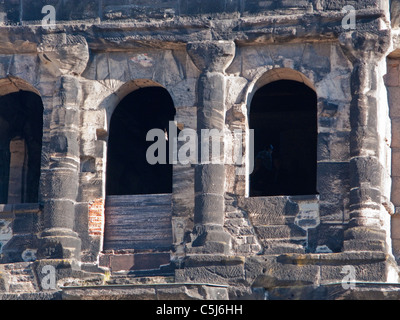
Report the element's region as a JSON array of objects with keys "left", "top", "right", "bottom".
[
  {"left": 0, "top": 91, "right": 43, "bottom": 204},
  {"left": 250, "top": 80, "right": 317, "bottom": 197},
  {"left": 106, "top": 87, "right": 176, "bottom": 196}
]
